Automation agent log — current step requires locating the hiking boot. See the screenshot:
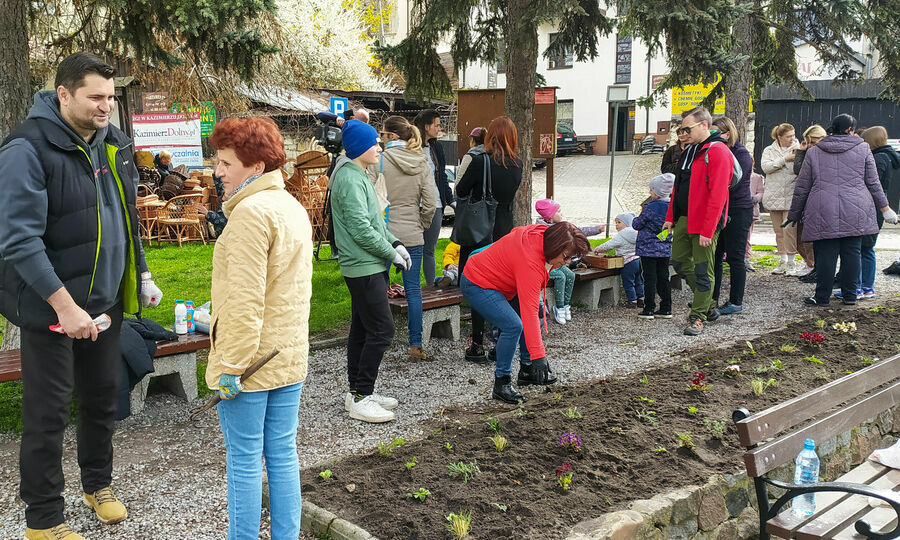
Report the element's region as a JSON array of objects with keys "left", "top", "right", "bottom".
[
  {"left": 638, "top": 309, "right": 654, "bottom": 320},
  {"left": 883, "top": 261, "right": 900, "bottom": 275},
  {"left": 706, "top": 307, "right": 720, "bottom": 322},
  {"left": 492, "top": 375, "right": 525, "bottom": 404},
  {"left": 718, "top": 302, "right": 743, "bottom": 315},
  {"left": 409, "top": 346, "right": 428, "bottom": 360},
  {"left": 346, "top": 395, "right": 395, "bottom": 423},
  {"left": 653, "top": 309, "right": 673, "bottom": 319},
  {"left": 436, "top": 276, "right": 452, "bottom": 289},
  {"left": 683, "top": 317, "right": 703, "bottom": 336},
  {"left": 25, "top": 524, "right": 85, "bottom": 540},
  {"left": 517, "top": 357, "right": 558, "bottom": 386},
  {"left": 83, "top": 486, "right": 127, "bottom": 525},
  {"left": 465, "top": 343, "right": 489, "bottom": 364}
]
